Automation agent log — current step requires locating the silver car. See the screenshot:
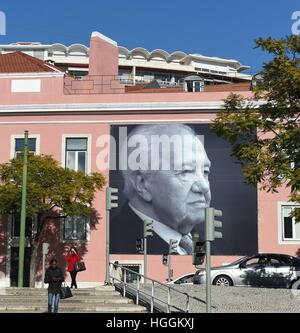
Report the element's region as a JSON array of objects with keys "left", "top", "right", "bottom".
[
  {"left": 193, "top": 253, "right": 300, "bottom": 288},
  {"left": 168, "top": 273, "right": 195, "bottom": 285}
]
